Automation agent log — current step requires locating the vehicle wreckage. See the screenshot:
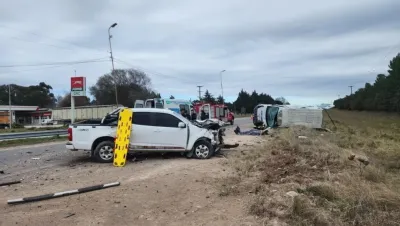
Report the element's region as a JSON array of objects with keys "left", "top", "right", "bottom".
[{"left": 66, "top": 108, "right": 238, "bottom": 162}]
